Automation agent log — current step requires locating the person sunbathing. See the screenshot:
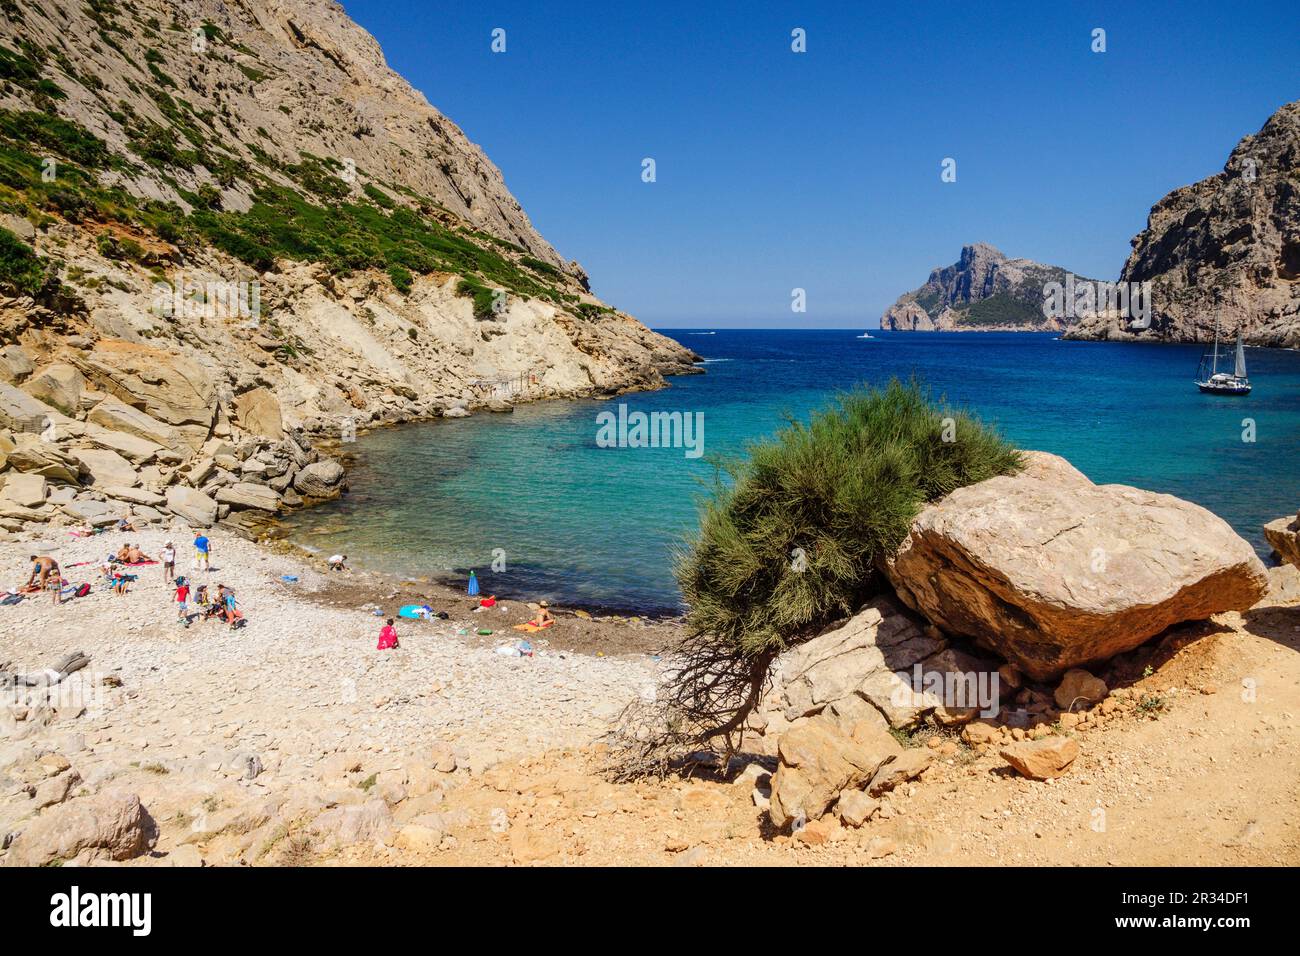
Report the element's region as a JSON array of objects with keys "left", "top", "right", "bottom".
[
  {"left": 529, "top": 600, "right": 555, "bottom": 628},
  {"left": 126, "top": 544, "right": 152, "bottom": 564},
  {"left": 115, "top": 545, "right": 132, "bottom": 563}
]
